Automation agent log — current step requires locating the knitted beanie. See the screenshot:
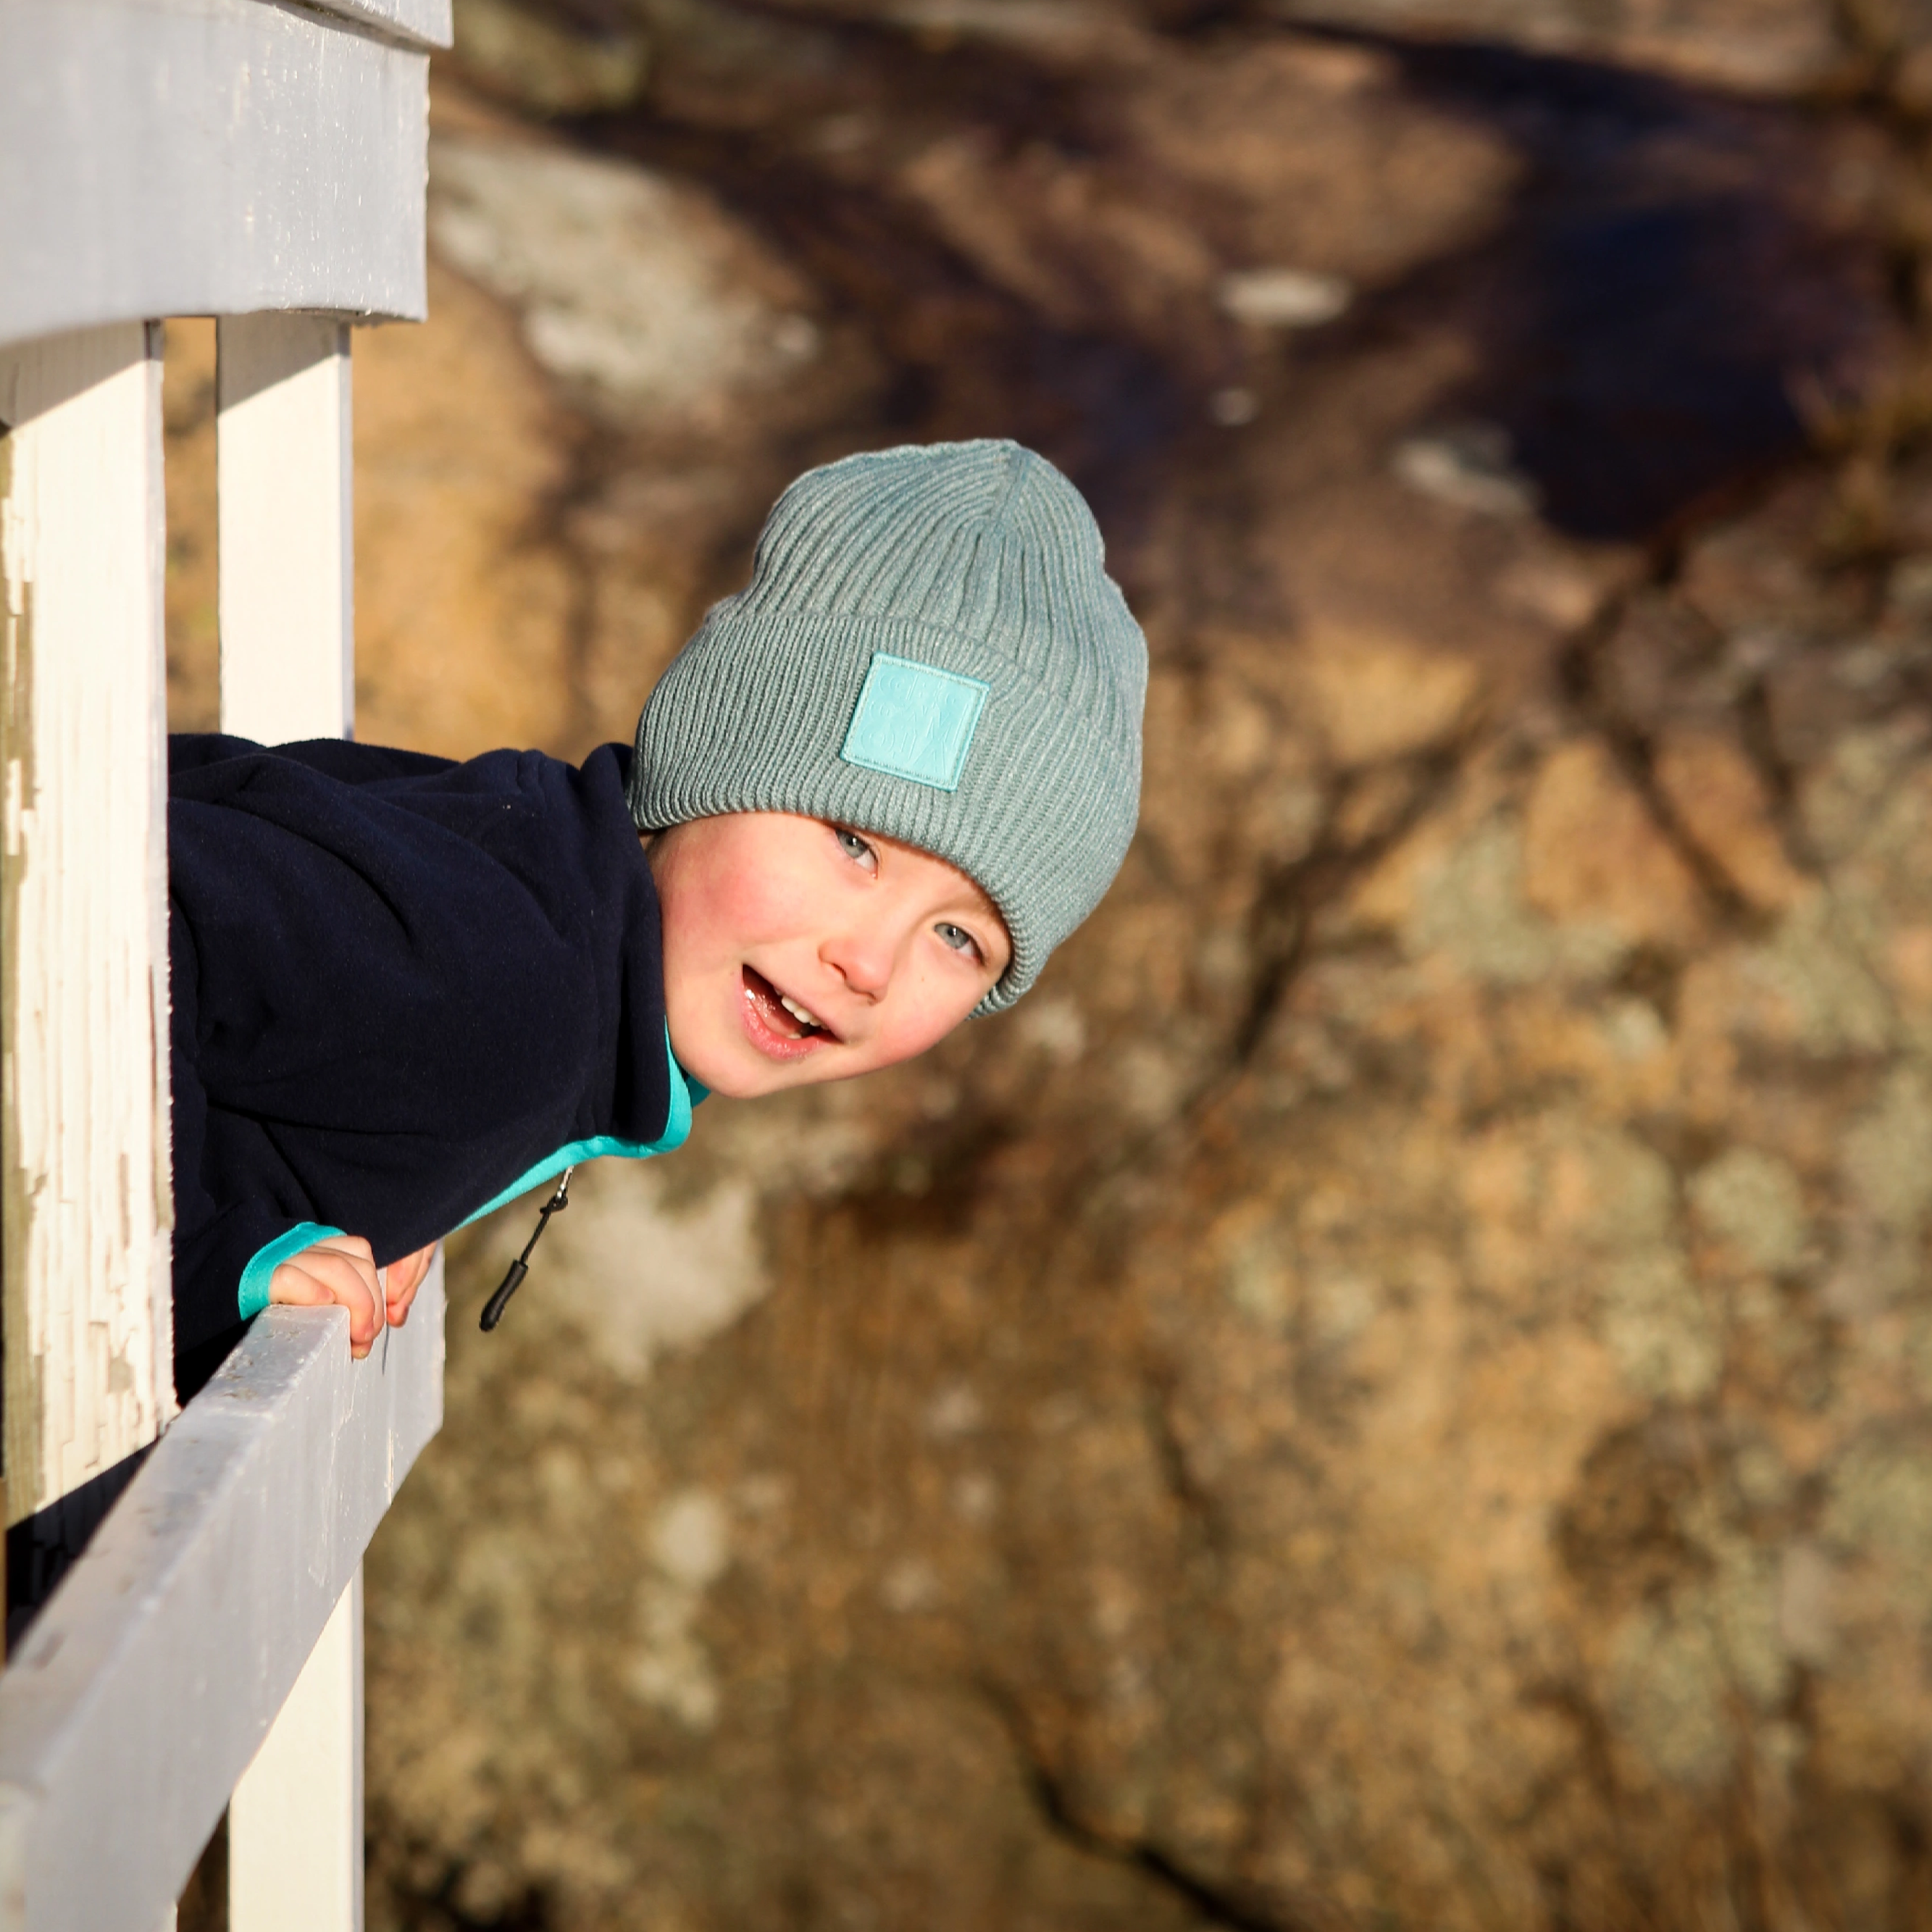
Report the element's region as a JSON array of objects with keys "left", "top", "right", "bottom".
[{"left": 628, "top": 439, "right": 1147, "bottom": 1011}]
